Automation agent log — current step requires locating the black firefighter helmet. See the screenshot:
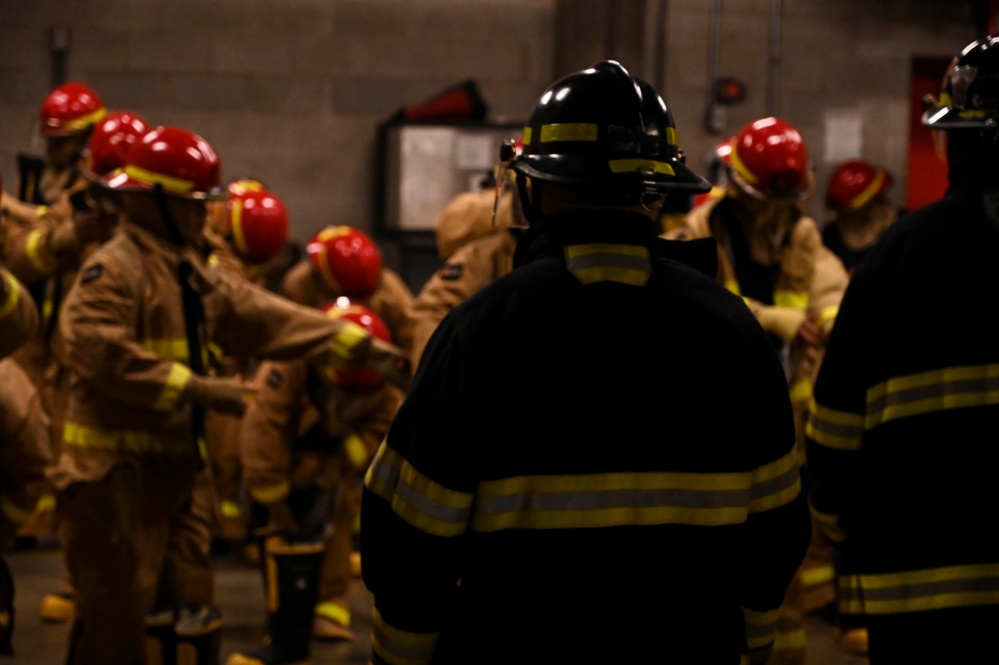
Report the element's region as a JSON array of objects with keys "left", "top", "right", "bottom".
[
  {"left": 923, "top": 34, "right": 999, "bottom": 132},
  {"left": 508, "top": 60, "right": 710, "bottom": 196}
]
